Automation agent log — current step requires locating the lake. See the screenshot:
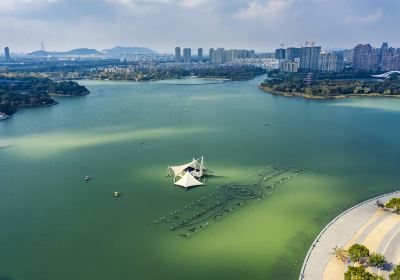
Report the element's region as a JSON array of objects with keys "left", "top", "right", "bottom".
[{"left": 1, "top": 75, "right": 400, "bottom": 280}]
